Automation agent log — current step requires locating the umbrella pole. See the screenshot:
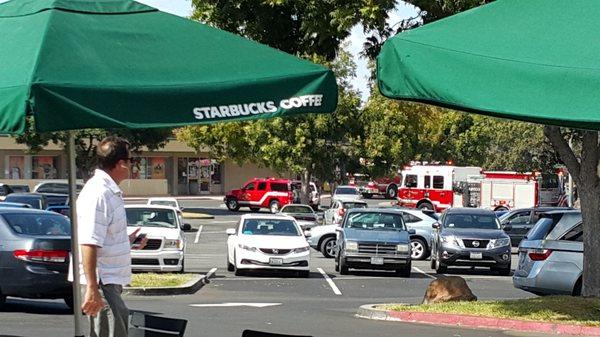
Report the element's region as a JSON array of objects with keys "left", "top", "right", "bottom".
[{"left": 68, "top": 131, "right": 84, "bottom": 337}]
